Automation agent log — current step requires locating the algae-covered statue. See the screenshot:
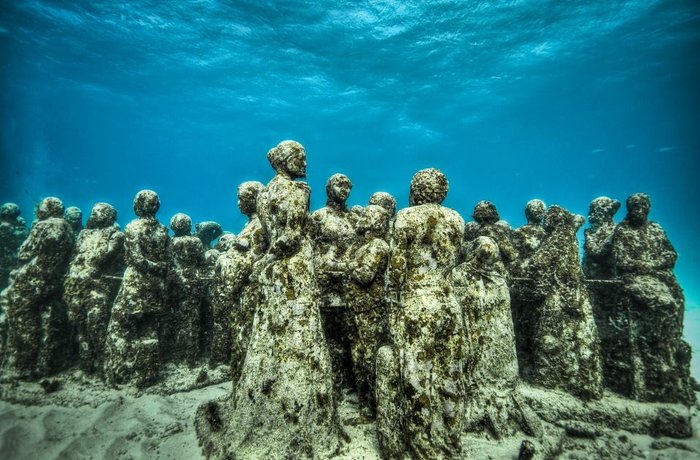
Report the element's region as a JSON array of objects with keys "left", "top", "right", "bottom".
[
  {"left": 379, "top": 168, "right": 466, "bottom": 459},
  {"left": 512, "top": 199, "right": 546, "bottom": 261},
  {"left": 195, "top": 141, "right": 341, "bottom": 459},
  {"left": 610, "top": 193, "right": 694, "bottom": 404},
  {"left": 0, "top": 202, "right": 29, "bottom": 290},
  {"left": 64, "top": 206, "right": 83, "bottom": 239},
  {"left": 196, "top": 221, "right": 223, "bottom": 249},
  {"left": 464, "top": 200, "right": 518, "bottom": 269},
  {"left": 311, "top": 173, "right": 356, "bottom": 388},
  {"left": 525, "top": 205, "right": 603, "bottom": 400},
  {"left": 369, "top": 191, "right": 397, "bottom": 218},
  {"left": 104, "top": 190, "right": 169, "bottom": 388},
  {"left": 210, "top": 180, "right": 265, "bottom": 374},
  {"left": 452, "top": 236, "right": 527, "bottom": 438},
  {"left": 63, "top": 203, "right": 124, "bottom": 375},
  {"left": 1, "top": 197, "right": 74, "bottom": 379},
  {"left": 582, "top": 197, "right": 624, "bottom": 393},
  {"left": 164, "top": 213, "right": 206, "bottom": 366},
  {"left": 344, "top": 204, "right": 390, "bottom": 418}
]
